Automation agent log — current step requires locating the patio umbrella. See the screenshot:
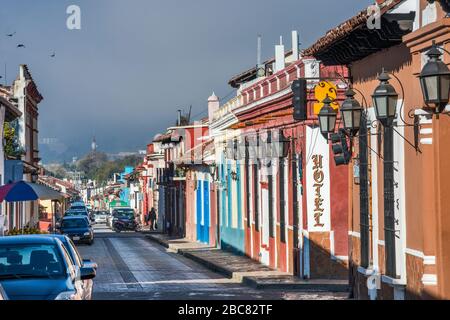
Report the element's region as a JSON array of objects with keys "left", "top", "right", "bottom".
[{"left": 0, "top": 181, "right": 63, "bottom": 203}]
